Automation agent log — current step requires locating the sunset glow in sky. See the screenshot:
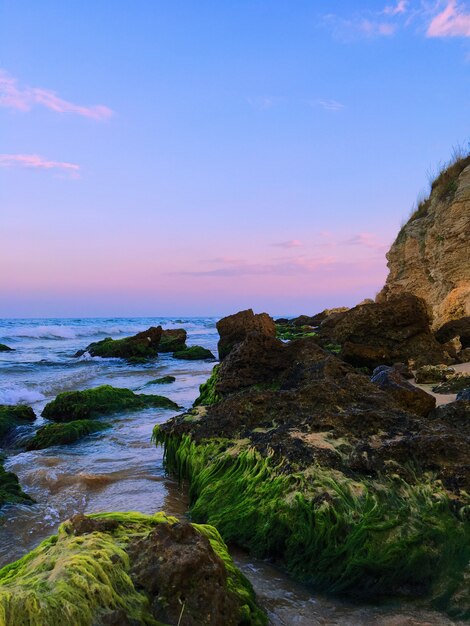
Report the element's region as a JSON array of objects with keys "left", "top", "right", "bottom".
[{"left": 2, "top": 1, "right": 470, "bottom": 316}]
